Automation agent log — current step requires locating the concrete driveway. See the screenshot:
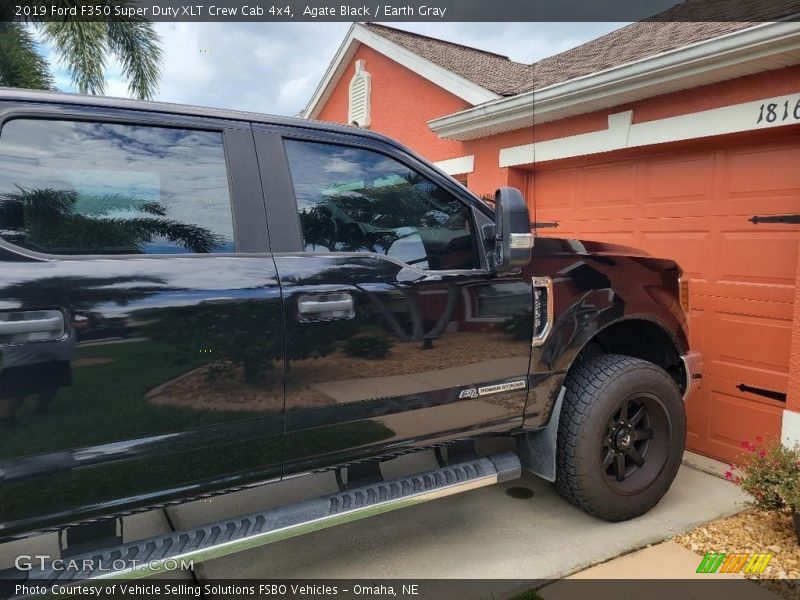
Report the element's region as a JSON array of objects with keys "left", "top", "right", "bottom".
[{"left": 0, "top": 446, "right": 746, "bottom": 597}]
